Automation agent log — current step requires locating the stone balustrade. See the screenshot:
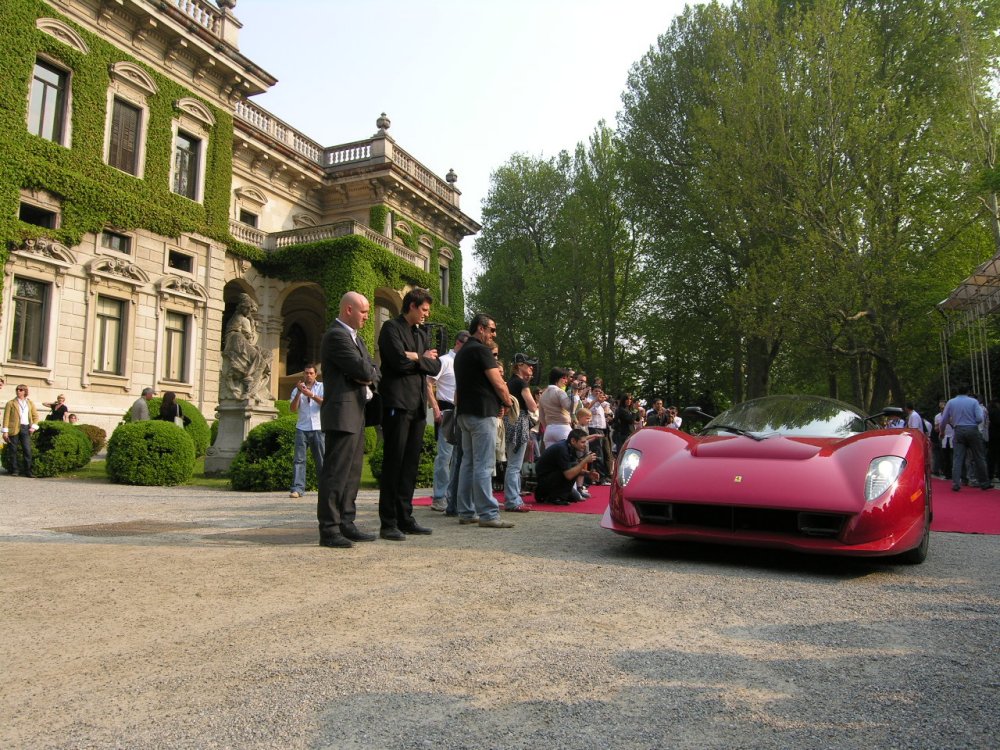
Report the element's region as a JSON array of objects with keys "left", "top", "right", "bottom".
[
  {"left": 171, "top": 0, "right": 220, "bottom": 35},
  {"left": 229, "top": 219, "right": 266, "bottom": 247},
  {"left": 234, "top": 100, "right": 325, "bottom": 162},
  {"left": 233, "top": 220, "right": 428, "bottom": 272},
  {"left": 234, "top": 101, "right": 459, "bottom": 208}
]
